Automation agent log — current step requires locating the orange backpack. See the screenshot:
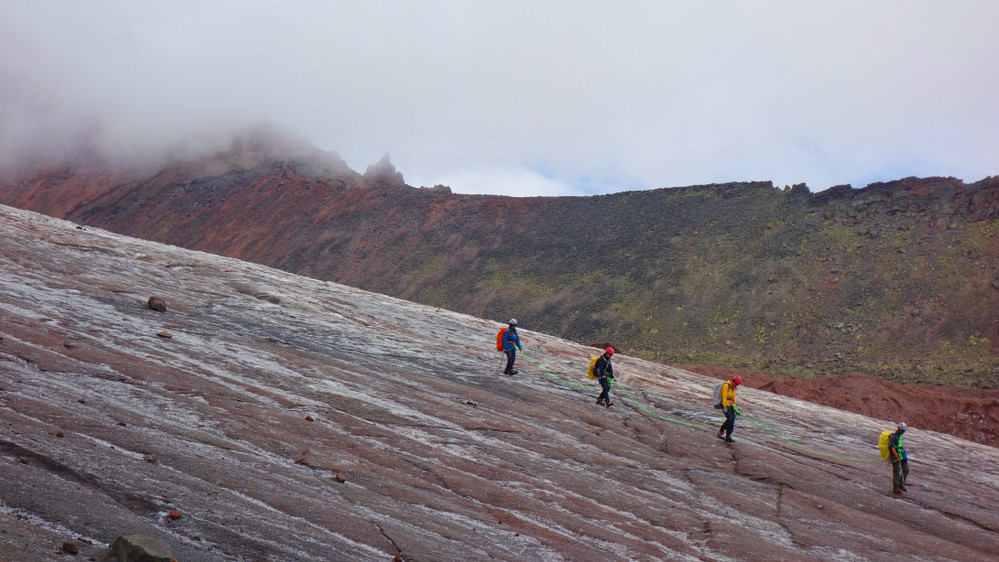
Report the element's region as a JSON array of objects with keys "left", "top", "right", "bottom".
[{"left": 496, "top": 328, "right": 508, "bottom": 351}]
